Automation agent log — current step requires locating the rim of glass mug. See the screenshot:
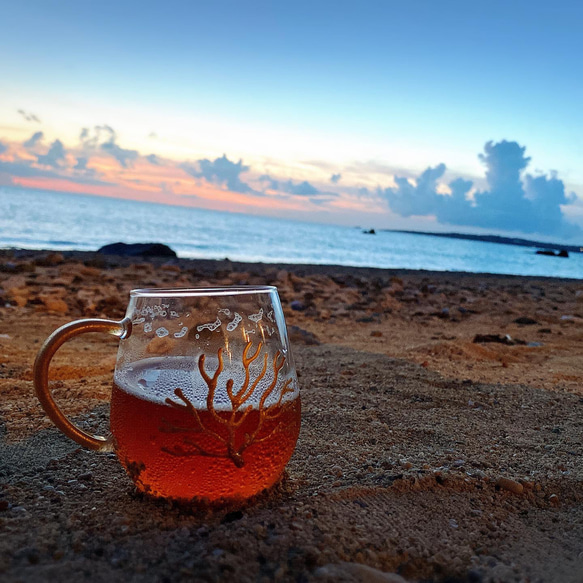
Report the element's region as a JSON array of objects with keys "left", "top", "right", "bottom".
[{"left": 130, "top": 285, "right": 277, "bottom": 297}]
